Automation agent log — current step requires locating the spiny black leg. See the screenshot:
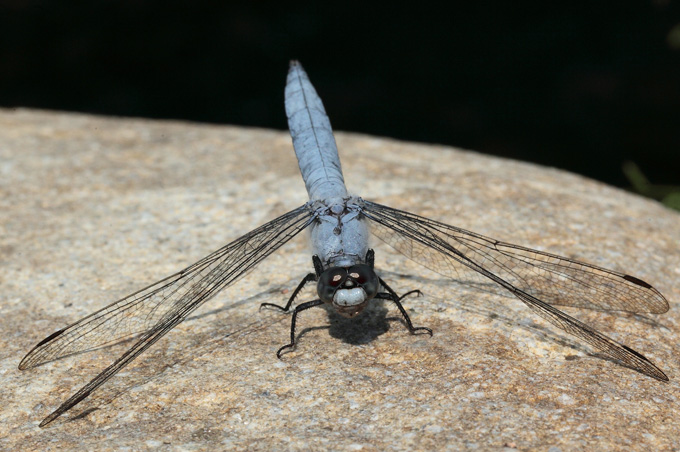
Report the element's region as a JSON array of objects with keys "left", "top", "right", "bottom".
[
  {"left": 377, "top": 277, "right": 433, "bottom": 336},
  {"left": 276, "top": 299, "right": 325, "bottom": 358},
  {"left": 261, "top": 272, "right": 317, "bottom": 312},
  {"left": 261, "top": 255, "right": 324, "bottom": 312}
]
